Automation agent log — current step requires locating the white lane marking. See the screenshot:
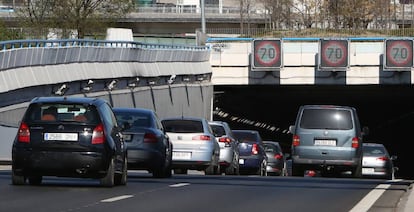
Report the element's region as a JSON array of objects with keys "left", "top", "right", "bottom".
[
  {"left": 169, "top": 183, "right": 190, "bottom": 188},
  {"left": 349, "top": 183, "right": 391, "bottom": 212},
  {"left": 101, "top": 195, "right": 134, "bottom": 203}
]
